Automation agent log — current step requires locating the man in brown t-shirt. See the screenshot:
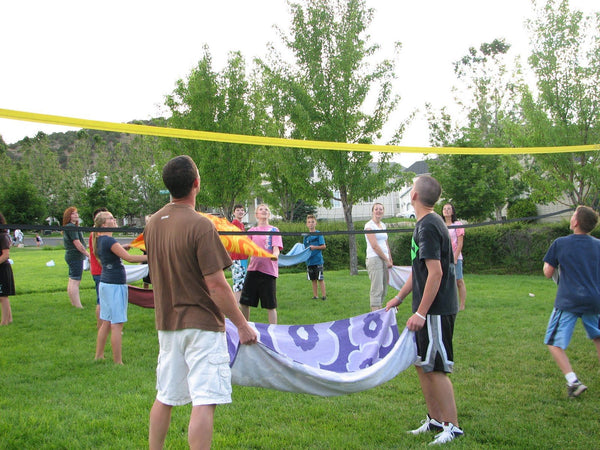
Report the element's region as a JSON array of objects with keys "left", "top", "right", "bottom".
[{"left": 145, "top": 155, "right": 257, "bottom": 450}]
